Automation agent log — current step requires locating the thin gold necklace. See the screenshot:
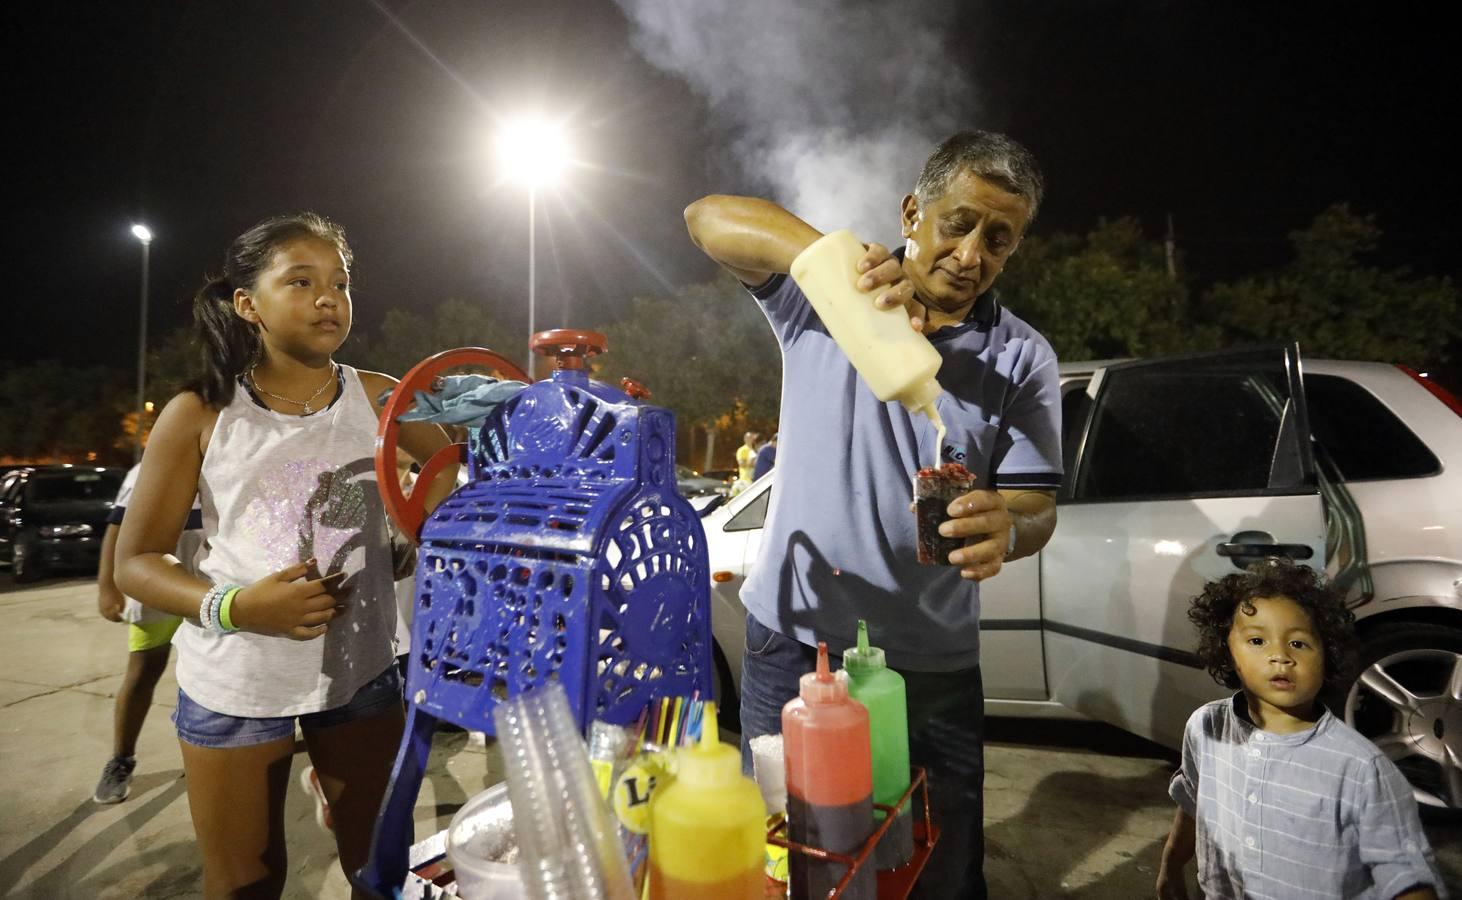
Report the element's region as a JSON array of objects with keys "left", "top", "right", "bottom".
[{"left": 248, "top": 363, "right": 337, "bottom": 415}]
